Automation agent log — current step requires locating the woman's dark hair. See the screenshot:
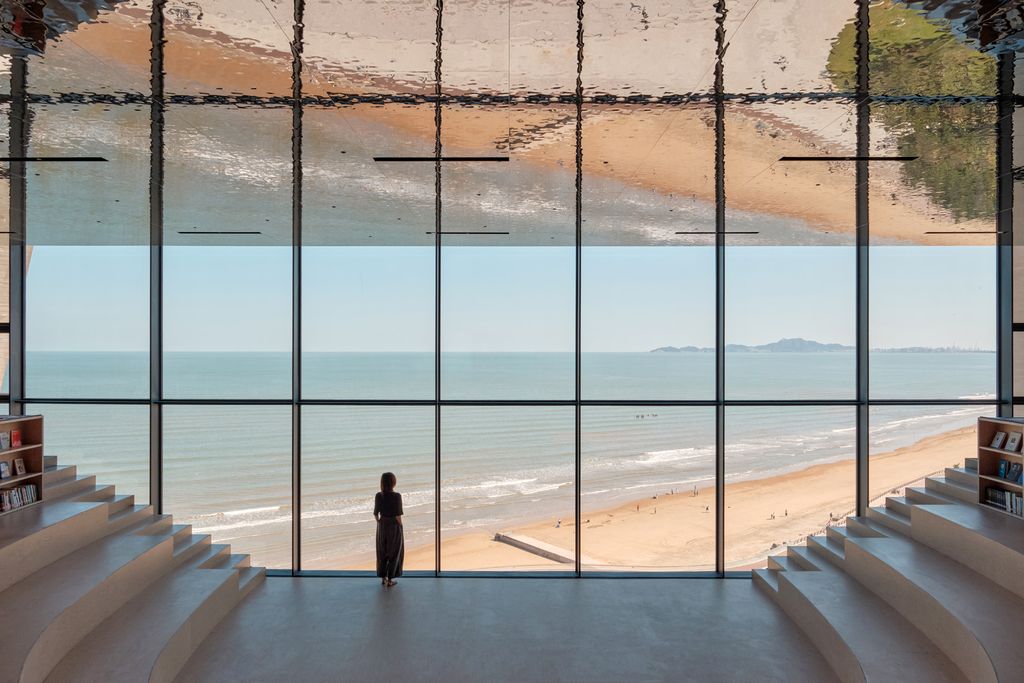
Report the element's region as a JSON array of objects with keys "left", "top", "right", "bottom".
[{"left": 381, "top": 472, "right": 397, "bottom": 493}]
